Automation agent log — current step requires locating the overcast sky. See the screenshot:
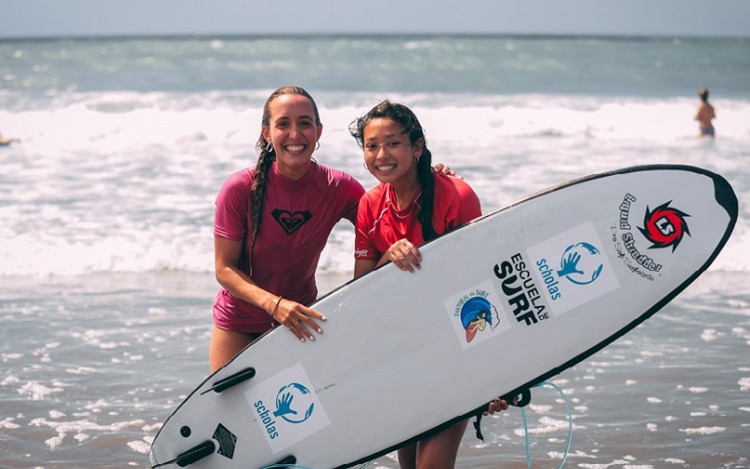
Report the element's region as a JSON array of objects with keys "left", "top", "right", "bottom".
[{"left": 2, "top": 0, "right": 749, "bottom": 39}]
